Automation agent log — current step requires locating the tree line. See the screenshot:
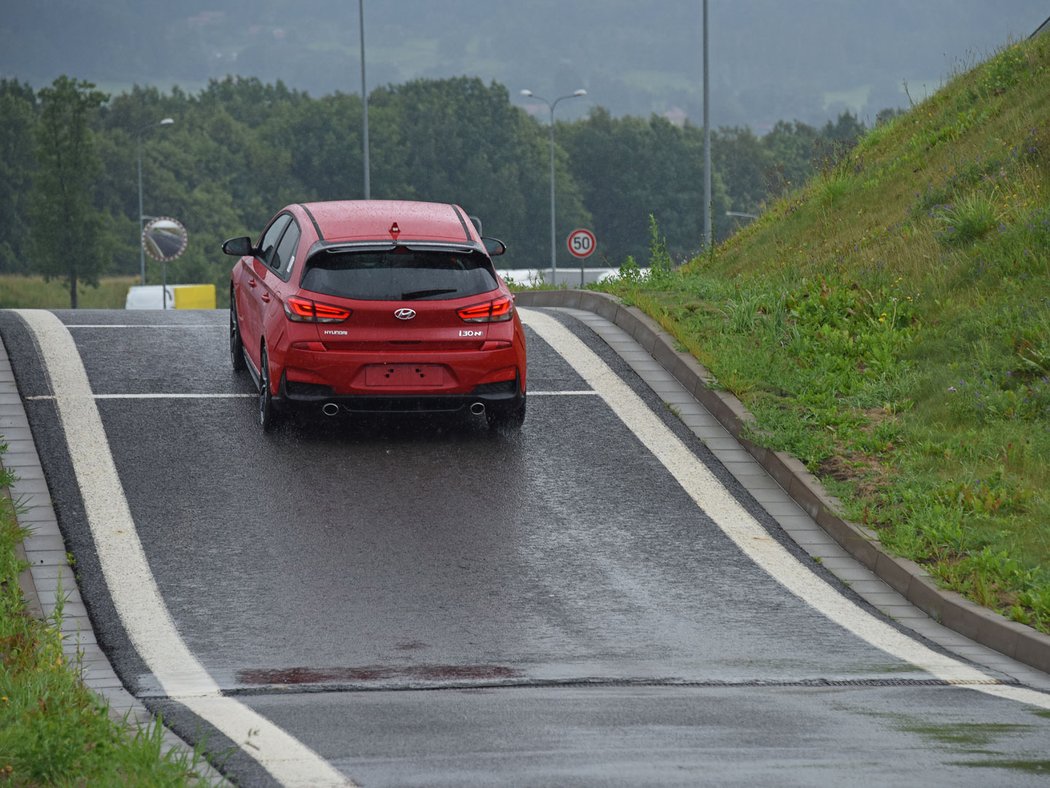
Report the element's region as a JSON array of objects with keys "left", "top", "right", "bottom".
[{"left": 0, "top": 75, "right": 881, "bottom": 306}]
